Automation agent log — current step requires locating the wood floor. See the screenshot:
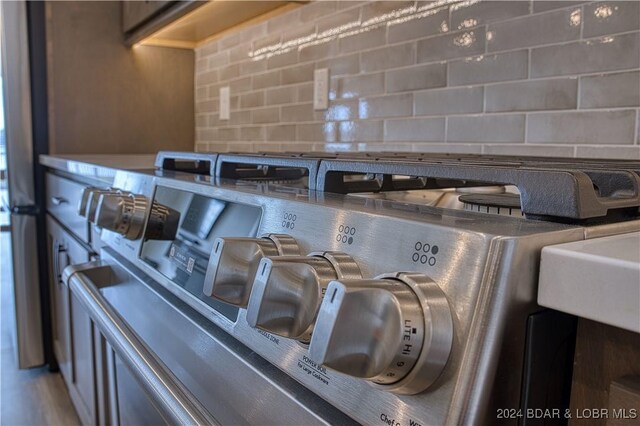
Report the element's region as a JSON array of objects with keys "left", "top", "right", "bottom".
[{"left": 1, "top": 231, "right": 80, "bottom": 426}]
